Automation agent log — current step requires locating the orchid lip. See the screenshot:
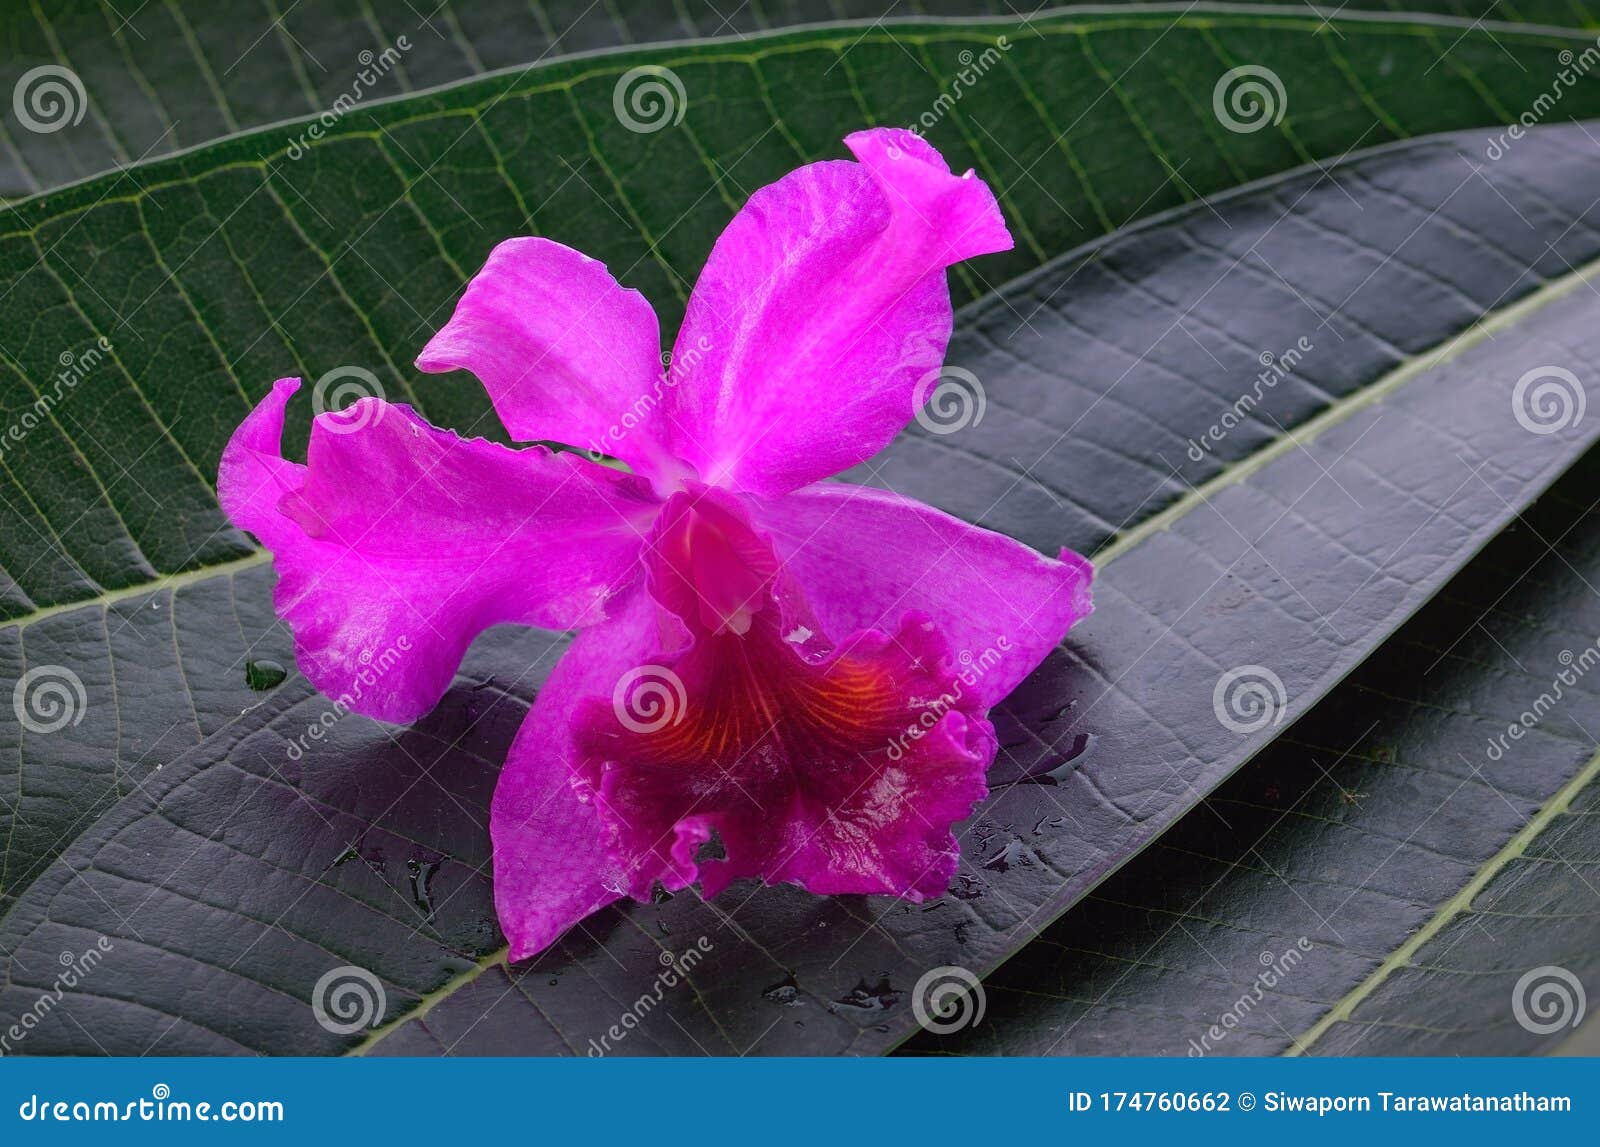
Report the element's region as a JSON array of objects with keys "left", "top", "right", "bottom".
[{"left": 577, "top": 486, "right": 996, "bottom": 904}]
